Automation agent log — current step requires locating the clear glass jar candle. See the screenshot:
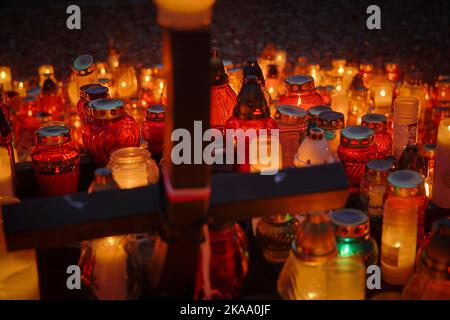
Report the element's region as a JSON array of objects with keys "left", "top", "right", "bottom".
[
  {"left": 318, "top": 111, "right": 345, "bottom": 161},
  {"left": 348, "top": 86, "right": 371, "bottom": 126},
  {"left": 361, "top": 113, "right": 392, "bottom": 159},
  {"left": 115, "top": 63, "right": 138, "bottom": 99},
  {"left": 330, "top": 208, "right": 379, "bottom": 266},
  {"left": 381, "top": 170, "right": 424, "bottom": 285},
  {"left": 107, "top": 147, "right": 159, "bottom": 189},
  {"left": 393, "top": 97, "right": 419, "bottom": 160},
  {"left": 337, "top": 125, "right": 377, "bottom": 188},
  {"left": 274, "top": 105, "right": 307, "bottom": 168},
  {"left": 360, "top": 159, "right": 394, "bottom": 218},
  {"left": 278, "top": 75, "right": 323, "bottom": 110},
  {"left": 326, "top": 257, "right": 365, "bottom": 300}
]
